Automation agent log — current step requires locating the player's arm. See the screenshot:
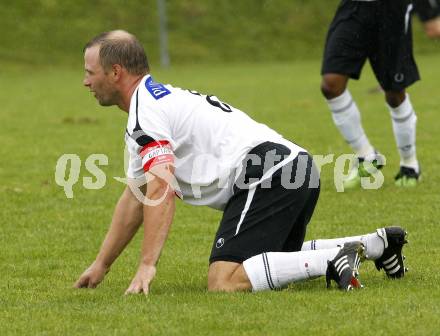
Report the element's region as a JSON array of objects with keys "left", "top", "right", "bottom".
[
  {"left": 125, "top": 163, "right": 176, "bottom": 295},
  {"left": 74, "top": 185, "right": 144, "bottom": 288}
]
